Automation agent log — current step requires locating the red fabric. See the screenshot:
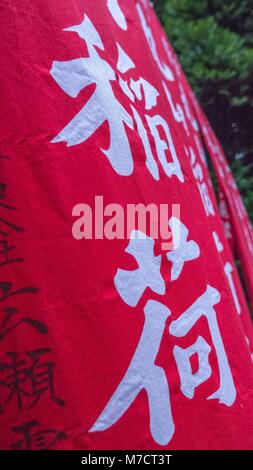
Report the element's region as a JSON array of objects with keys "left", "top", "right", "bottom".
[
  {"left": 219, "top": 190, "right": 236, "bottom": 256},
  {"left": 0, "top": 0, "right": 253, "bottom": 450}
]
